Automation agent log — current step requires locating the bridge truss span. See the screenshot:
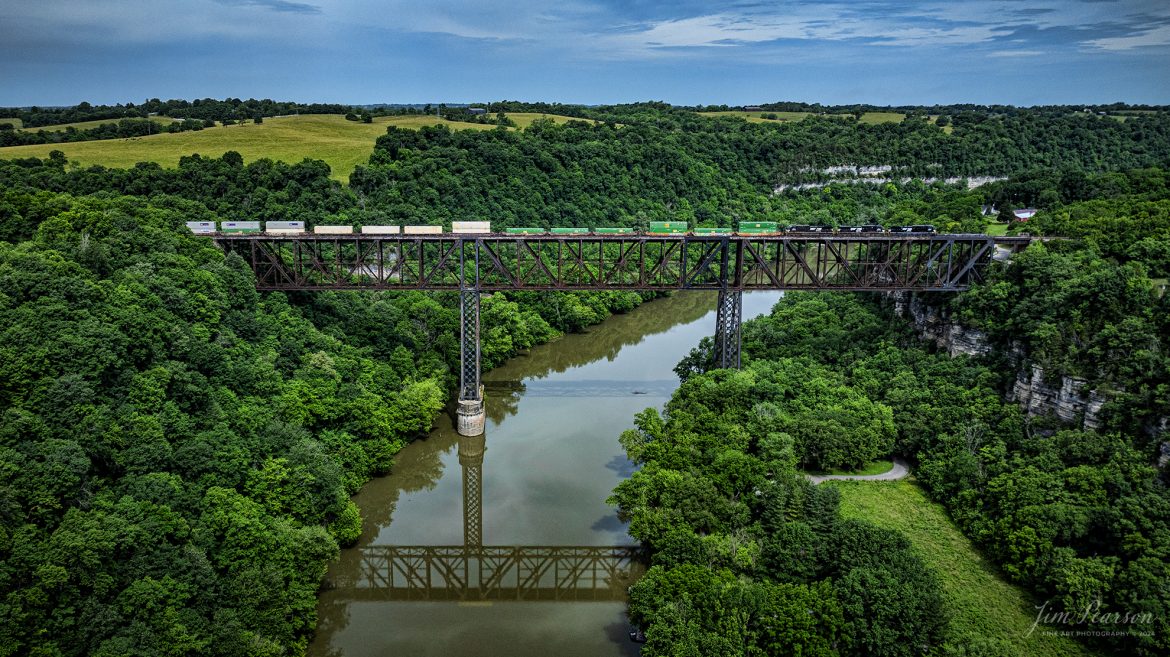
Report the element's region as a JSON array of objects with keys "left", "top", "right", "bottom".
[
  {"left": 217, "top": 232, "right": 1036, "bottom": 434},
  {"left": 217, "top": 234, "right": 1031, "bottom": 293}
]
